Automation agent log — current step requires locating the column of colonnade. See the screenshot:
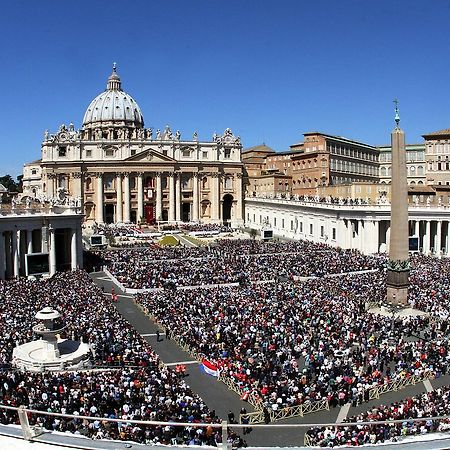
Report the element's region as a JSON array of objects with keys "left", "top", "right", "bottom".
[{"left": 0, "top": 231, "right": 5, "bottom": 280}]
